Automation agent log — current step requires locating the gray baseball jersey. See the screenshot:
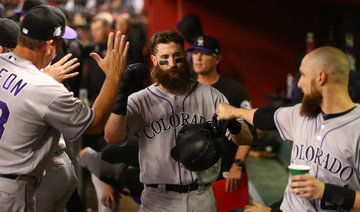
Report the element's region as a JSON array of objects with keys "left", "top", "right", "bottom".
[
  {"left": 275, "top": 104, "right": 360, "bottom": 211},
  {"left": 126, "top": 82, "right": 229, "bottom": 185},
  {"left": 0, "top": 52, "right": 94, "bottom": 178}
]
